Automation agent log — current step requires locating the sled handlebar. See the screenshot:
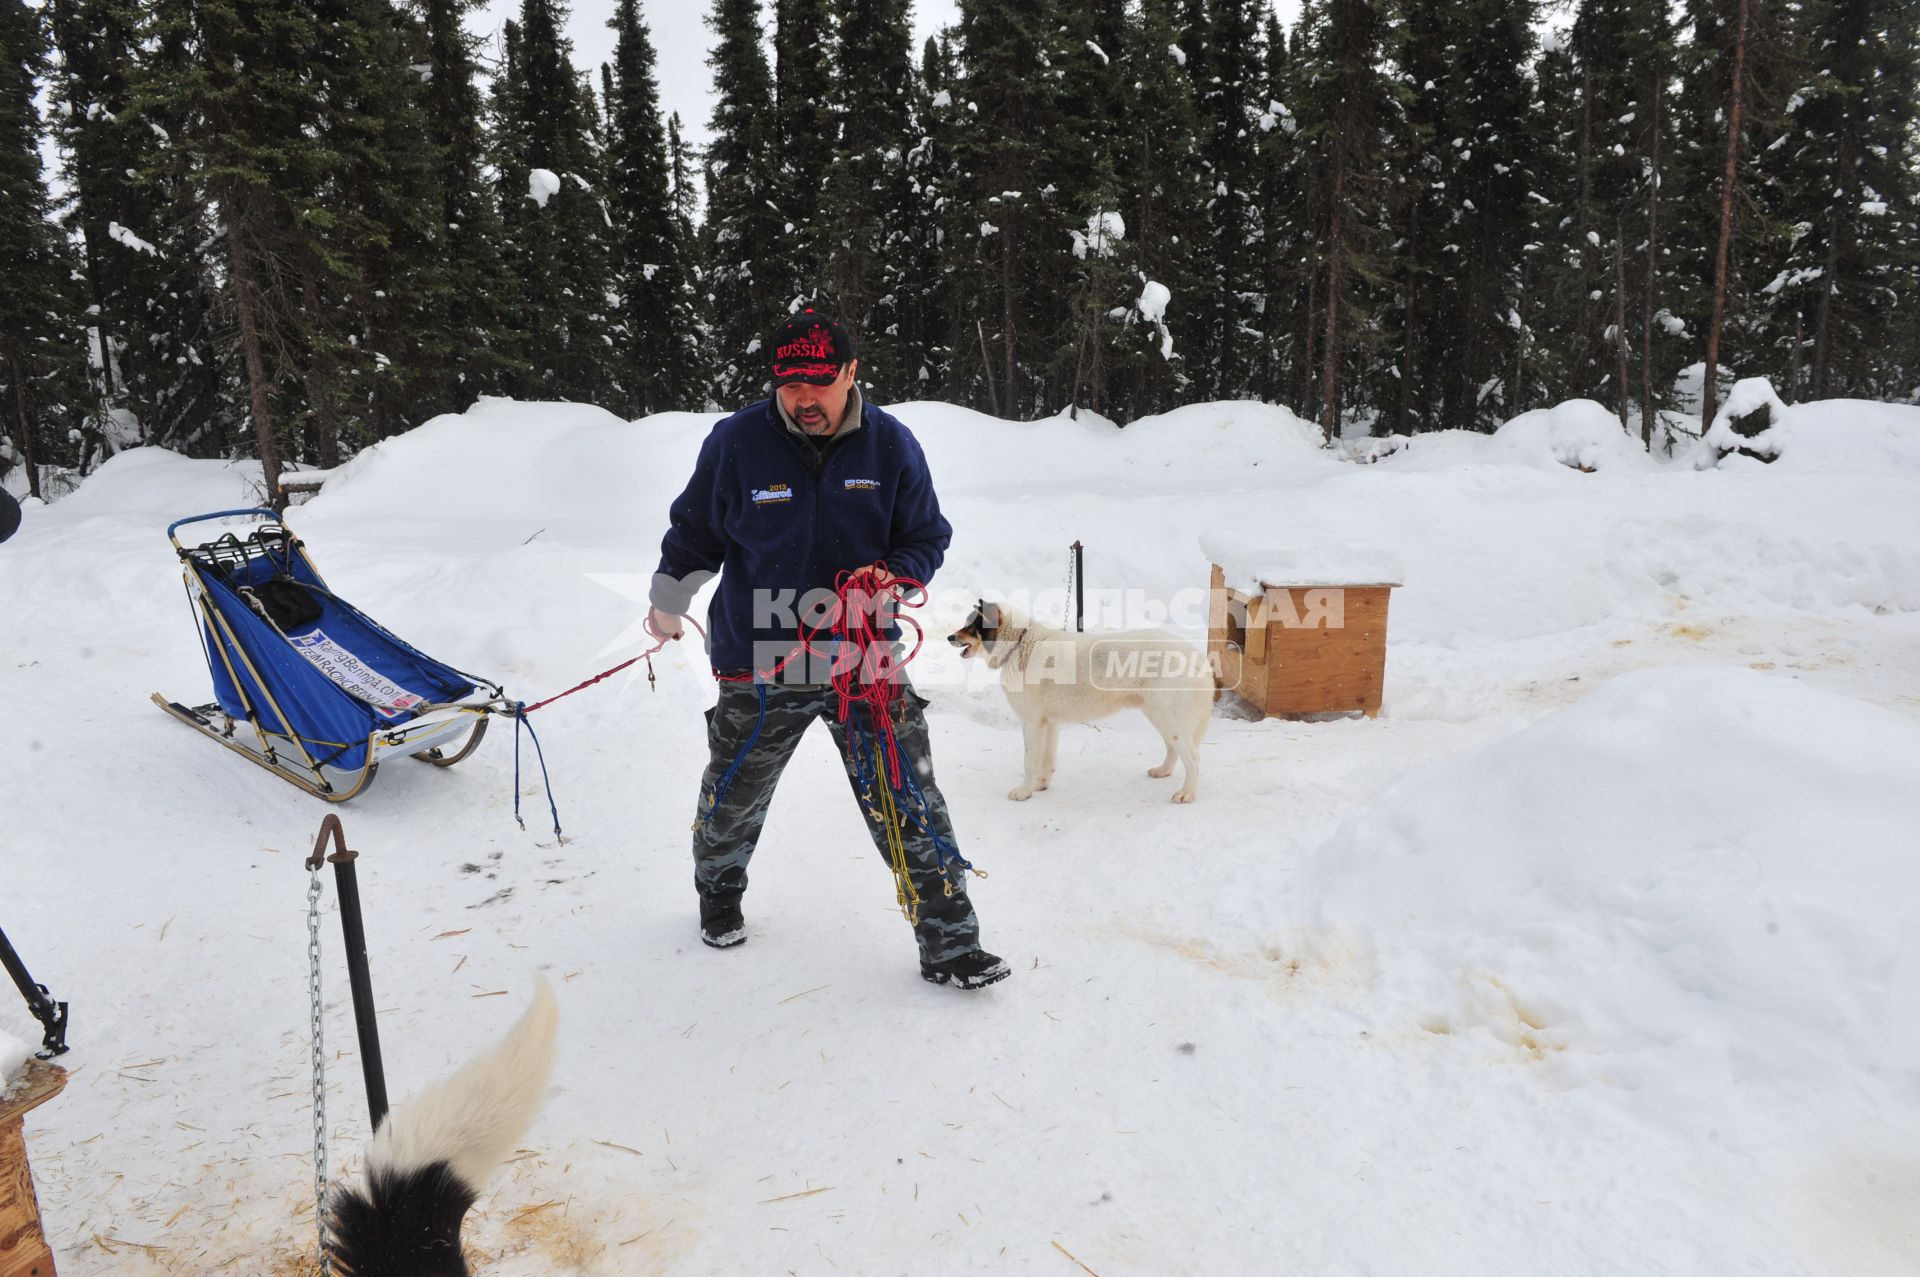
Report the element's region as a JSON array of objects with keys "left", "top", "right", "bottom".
[
  {"left": 167, "top": 507, "right": 282, "bottom": 540},
  {"left": 167, "top": 507, "right": 287, "bottom": 553}
]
